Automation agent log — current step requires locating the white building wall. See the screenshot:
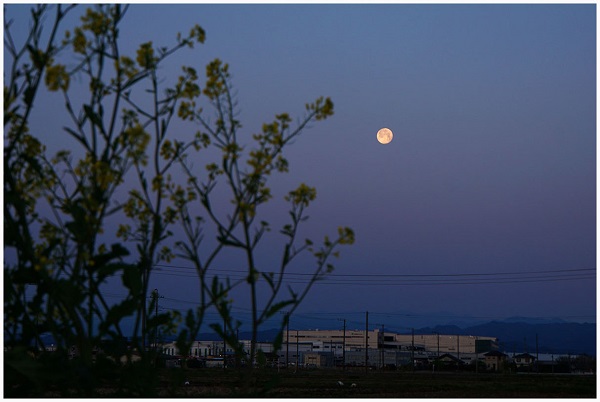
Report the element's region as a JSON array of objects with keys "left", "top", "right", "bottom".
[
  {"left": 159, "top": 331, "right": 499, "bottom": 360},
  {"left": 285, "top": 329, "right": 379, "bottom": 352},
  {"left": 393, "top": 334, "right": 497, "bottom": 355}
]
